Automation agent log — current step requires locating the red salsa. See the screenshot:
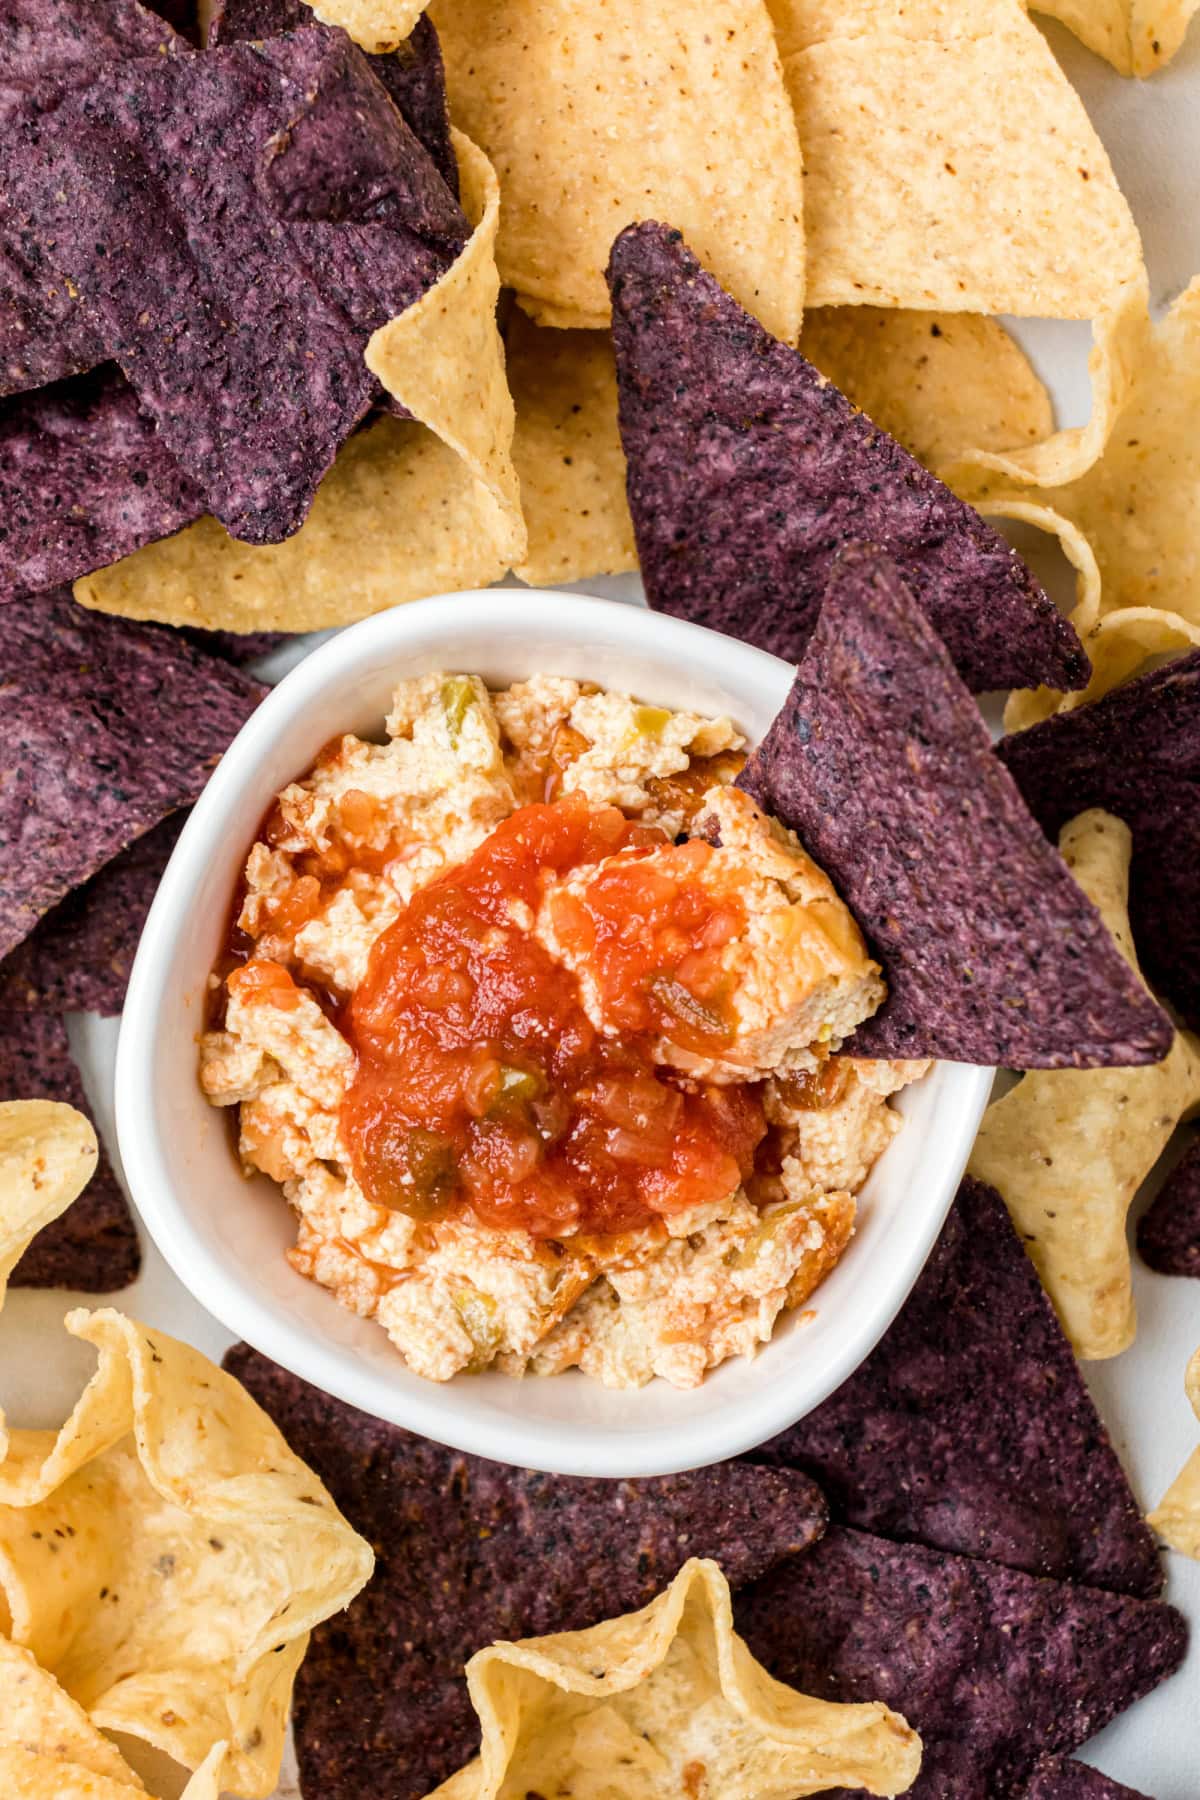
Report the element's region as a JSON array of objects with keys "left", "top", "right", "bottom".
[{"left": 340, "top": 794, "right": 765, "bottom": 1238}]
